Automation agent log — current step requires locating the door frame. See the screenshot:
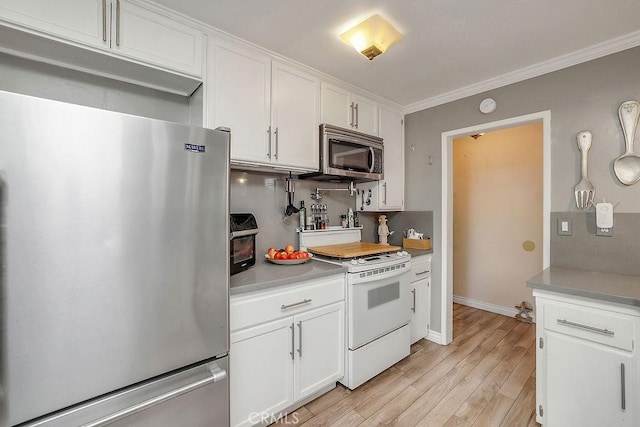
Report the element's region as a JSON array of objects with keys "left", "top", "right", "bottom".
[{"left": 440, "top": 111, "right": 551, "bottom": 345}]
